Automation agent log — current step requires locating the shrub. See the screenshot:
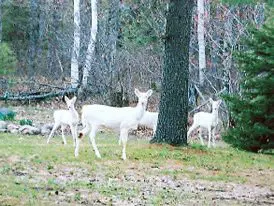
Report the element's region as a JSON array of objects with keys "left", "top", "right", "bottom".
[
  {"left": 19, "top": 119, "right": 33, "bottom": 126},
  {"left": 223, "top": 14, "right": 274, "bottom": 152}
]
